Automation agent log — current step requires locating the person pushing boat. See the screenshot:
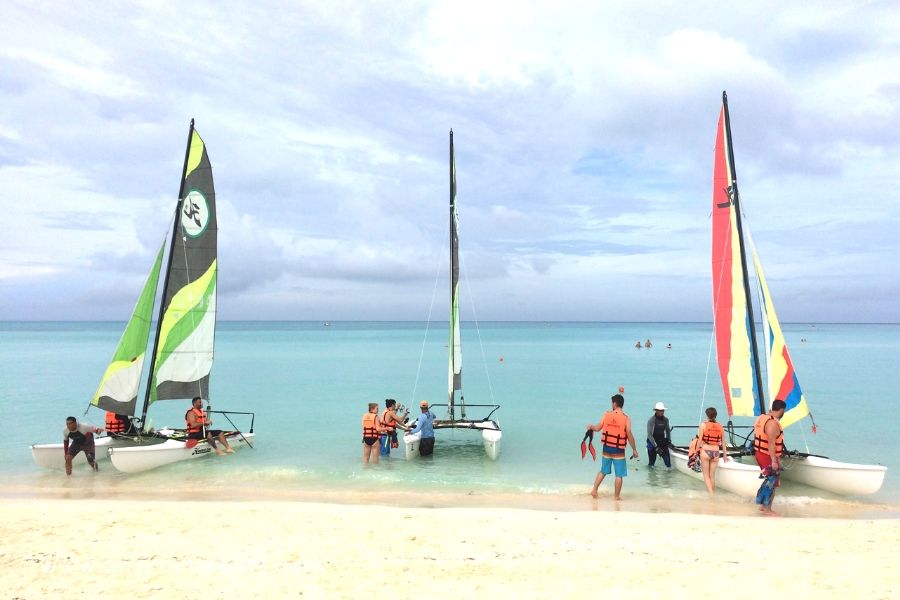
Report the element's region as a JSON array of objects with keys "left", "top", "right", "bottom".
[
  {"left": 379, "top": 399, "right": 410, "bottom": 457},
  {"left": 408, "top": 401, "right": 436, "bottom": 457},
  {"left": 63, "top": 417, "right": 103, "bottom": 476},
  {"left": 587, "top": 393, "right": 638, "bottom": 500},
  {"left": 753, "top": 399, "right": 786, "bottom": 513}
]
